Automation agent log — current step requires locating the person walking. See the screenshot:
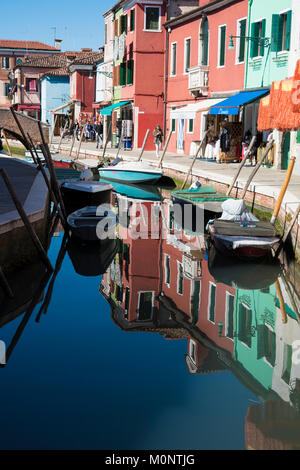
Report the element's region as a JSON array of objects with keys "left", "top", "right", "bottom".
[
  {"left": 95, "top": 121, "right": 103, "bottom": 149},
  {"left": 153, "top": 124, "right": 163, "bottom": 158}
]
